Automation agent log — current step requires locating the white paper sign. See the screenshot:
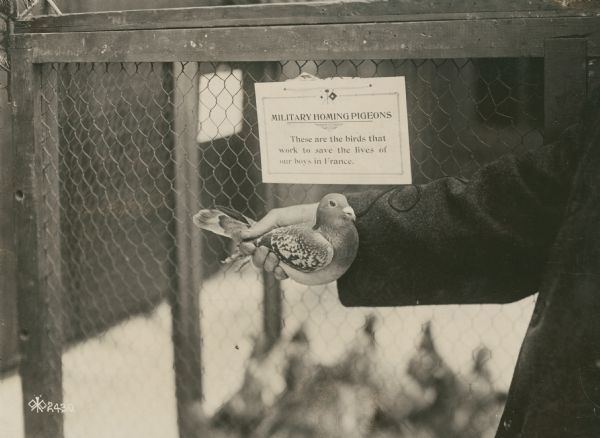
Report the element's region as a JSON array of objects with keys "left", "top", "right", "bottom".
[{"left": 255, "top": 75, "right": 411, "bottom": 185}]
